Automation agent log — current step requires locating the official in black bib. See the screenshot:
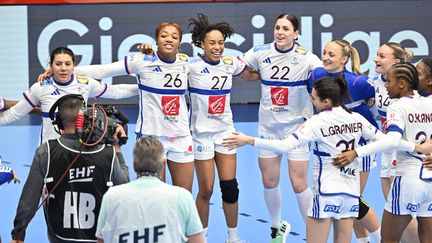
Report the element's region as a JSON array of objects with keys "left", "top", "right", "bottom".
[{"left": 11, "top": 94, "right": 130, "bottom": 243}]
